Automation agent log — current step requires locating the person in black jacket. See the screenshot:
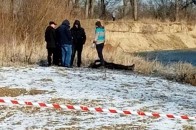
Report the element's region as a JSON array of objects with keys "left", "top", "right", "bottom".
[
  {"left": 70, "top": 20, "right": 86, "bottom": 67},
  {"left": 56, "top": 20, "right": 72, "bottom": 67},
  {"left": 45, "top": 21, "right": 57, "bottom": 66}
]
